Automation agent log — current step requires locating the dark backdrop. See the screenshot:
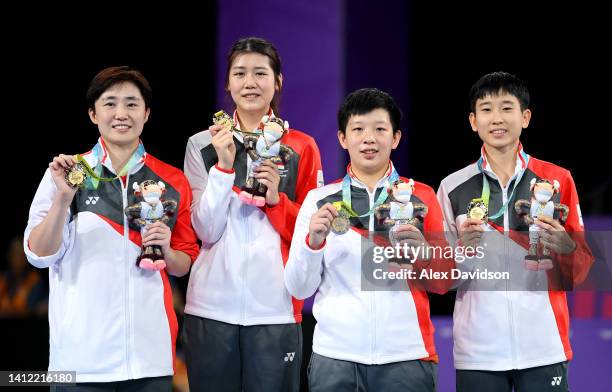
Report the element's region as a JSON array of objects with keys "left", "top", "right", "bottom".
[{"left": 1, "top": 2, "right": 609, "bottom": 389}]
